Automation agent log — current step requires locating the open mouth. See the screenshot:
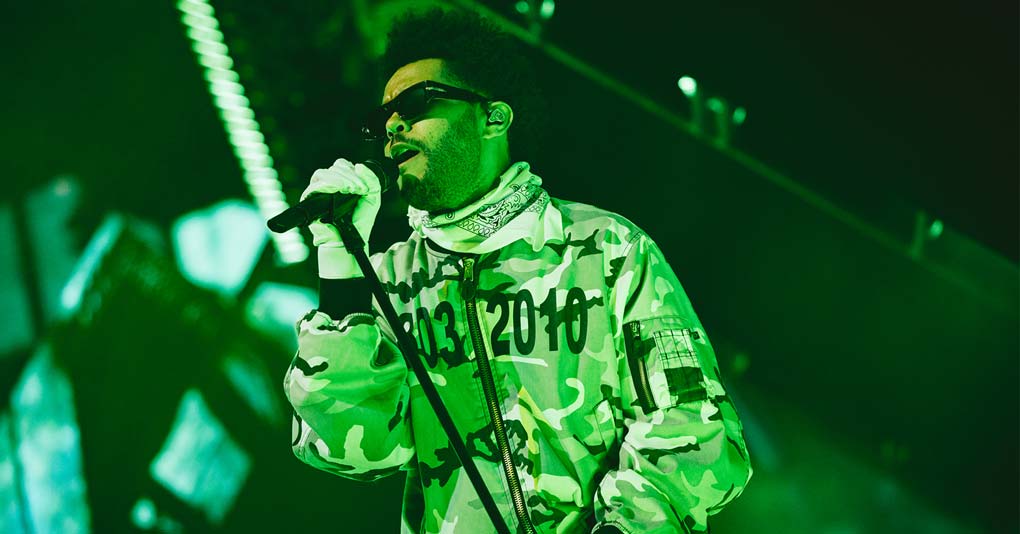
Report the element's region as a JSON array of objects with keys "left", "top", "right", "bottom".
[{"left": 393, "top": 149, "right": 421, "bottom": 166}]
